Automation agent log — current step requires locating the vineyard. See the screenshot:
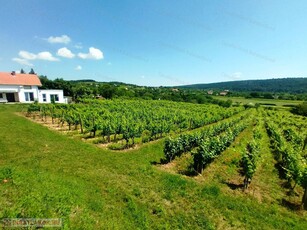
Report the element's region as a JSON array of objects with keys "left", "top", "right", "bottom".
[
  {"left": 25, "top": 100, "right": 307, "bottom": 210},
  {"left": 162, "top": 106, "right": 307, "bottom": 209},
  {"left": 265, "top": 110, "right": 307, "bottom": 208},
  {"left": 25, "top": 99, "right": 244, "bottom": 149},
  {"left": 1, "top": 100, "right": 307, "bottom": 229}
]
